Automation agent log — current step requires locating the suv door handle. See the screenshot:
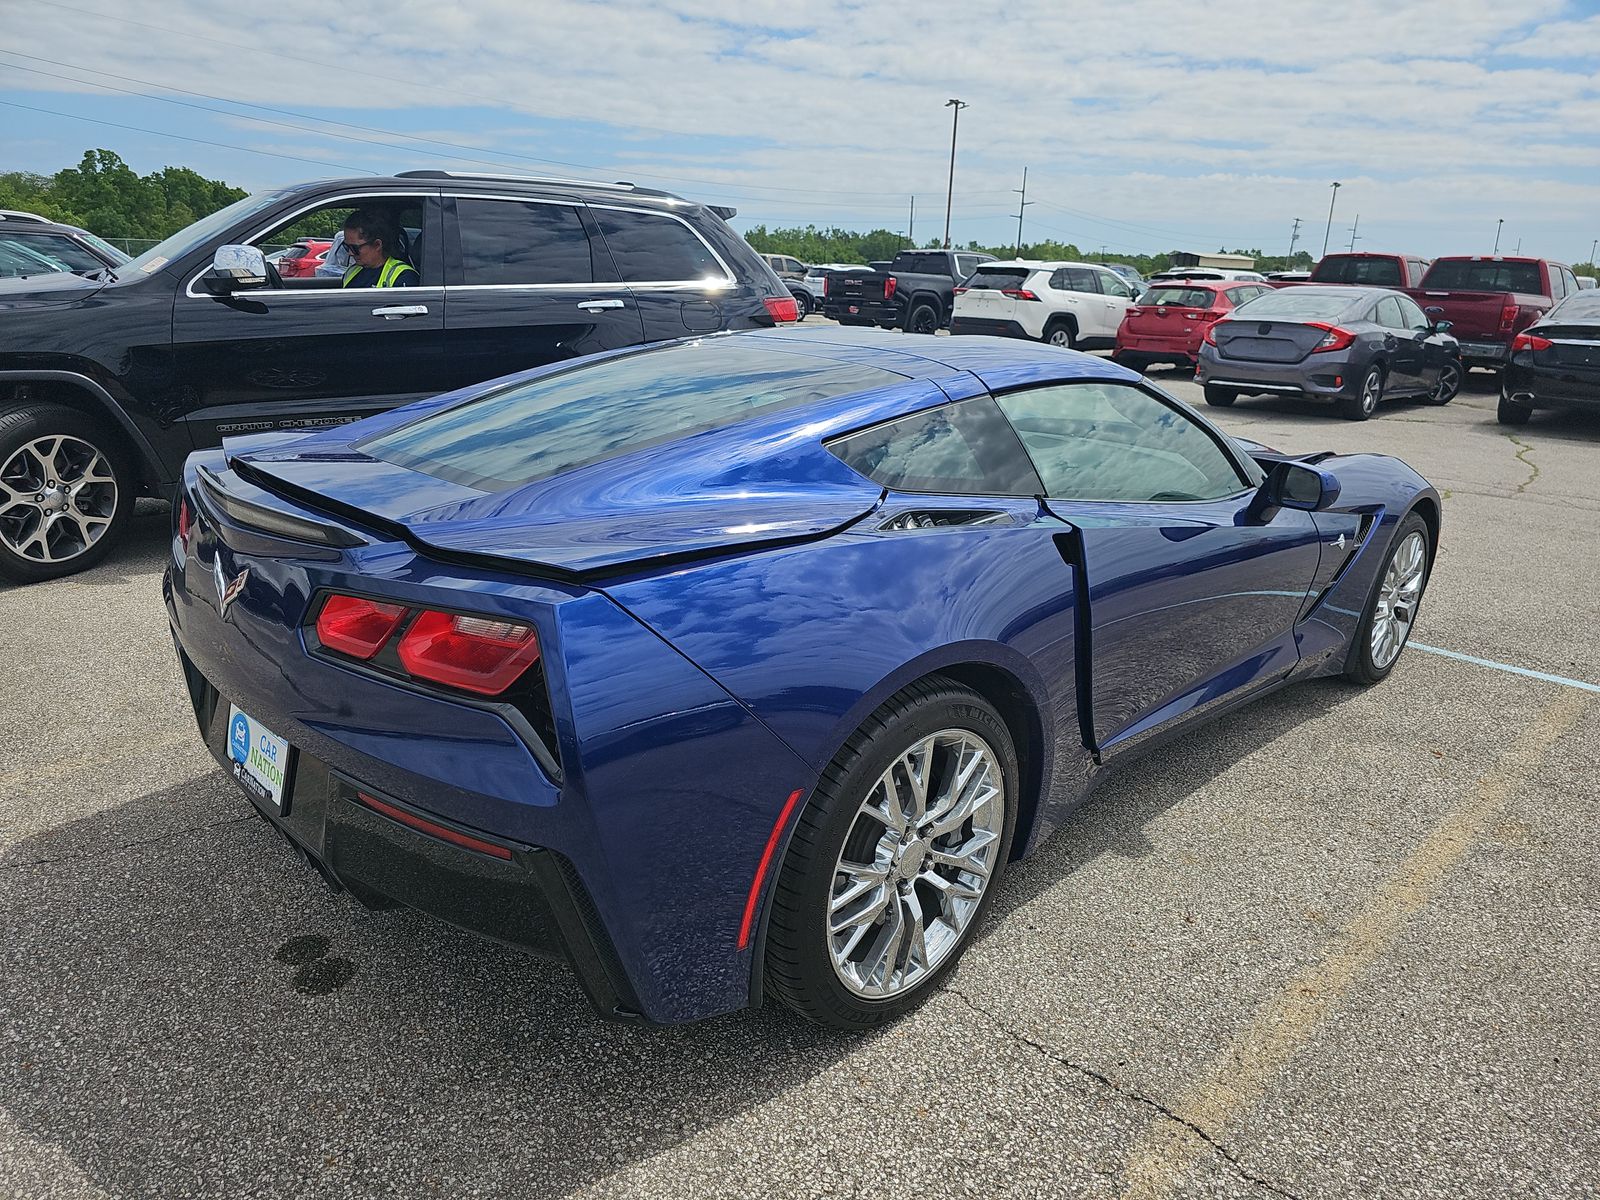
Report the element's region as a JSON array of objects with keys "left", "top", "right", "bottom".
[
  {"left": 372, "top": 305, "right": 428, "bottom": 319},
  {"left": 578, "top": 299, "right": 626, "bottom": 311}
]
